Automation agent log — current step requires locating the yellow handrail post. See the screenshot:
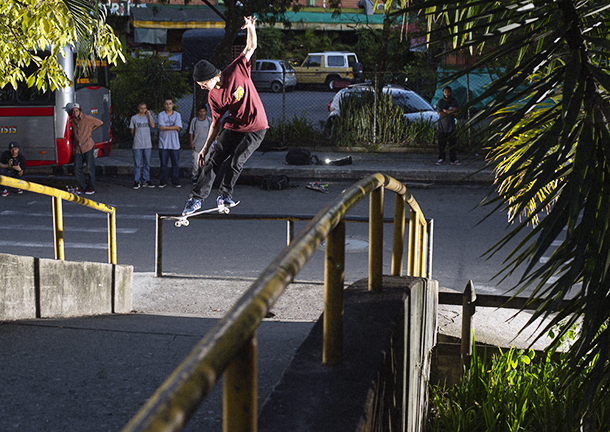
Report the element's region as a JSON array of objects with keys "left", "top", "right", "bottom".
[
  {"left": 287, "top": 219, "right": 294, "bottom": 246},
  {"left": 108, "top": 210, "right": 117, "bottom": 265},
  {"left": 407, "top": 209, "right": 416, "bottom": 276},
  {"left": 155, "top": 214, "right": 163, "bottom": 277},
  {"left": 391, "top": 194, "right": 405, "bottom": 276},
  {"left": 461, "top": 280, "right": 476, "bottom": 372},
  {"left": 52, "top": 196, "right": 65, "bottom": 260},
  {"left": 323, "top": 219, "right": 345, "bottom": 365},
  {"left": 419, "top": 223, "right": 428, "bottom": 277},
  {"left": 223, "top": 335, "right": 258, "bottom": 432},
  {"left": 369, "top": 187, "right": 384, "bottom": 292}
]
